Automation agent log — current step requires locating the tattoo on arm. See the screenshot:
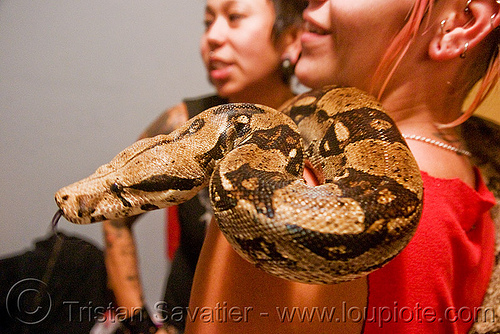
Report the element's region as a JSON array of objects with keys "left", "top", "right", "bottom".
[
  {"left": 139, "top": 104, "right": 189, "bottom": 139},
  {"left": 126, "top": 274, "right": 139, "bottom": 281}
]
